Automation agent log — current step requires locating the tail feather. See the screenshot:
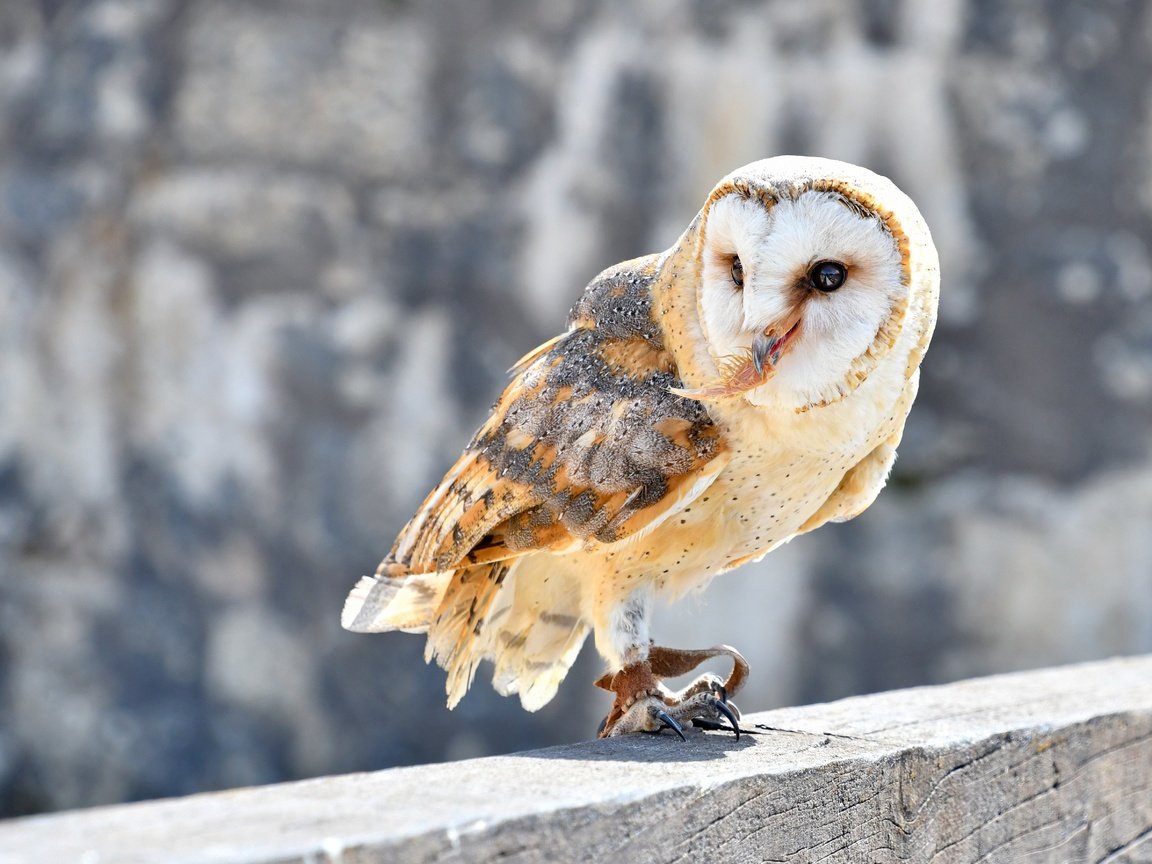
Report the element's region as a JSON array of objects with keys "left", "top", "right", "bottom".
[
  {"left": 492, "top": 621, "right": 588, "bottom": 711},
  {"left": 484, "top": 556, "right": 589, "bottom": 712},
  {"left": 341, "top": 571, "right": 452, "bottom": 633},
  {"left": 342, "top": 553, "right": 590, "bottom": 713},
  {"left": 426, "top": 561, "right": 511, "bottom": 708}
]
